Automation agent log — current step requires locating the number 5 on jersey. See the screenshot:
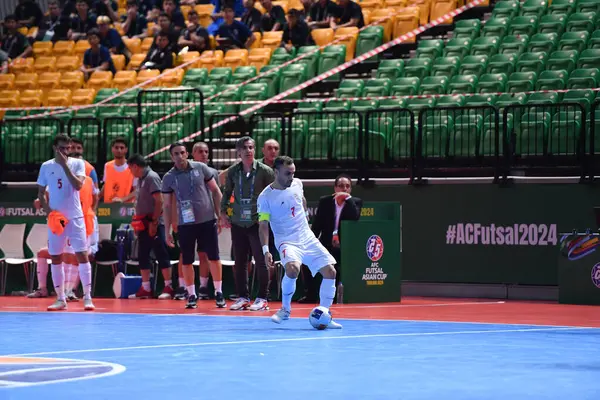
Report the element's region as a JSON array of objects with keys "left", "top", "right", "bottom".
[{"left": 57, "top": 178, "right": 63, "bottom": 189}]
